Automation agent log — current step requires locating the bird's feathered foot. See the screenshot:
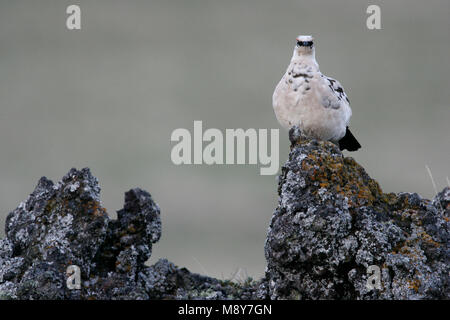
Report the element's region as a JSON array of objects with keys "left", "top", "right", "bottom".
[{"left": 338, "top": 127, "right": 361, "bottom": 151}]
